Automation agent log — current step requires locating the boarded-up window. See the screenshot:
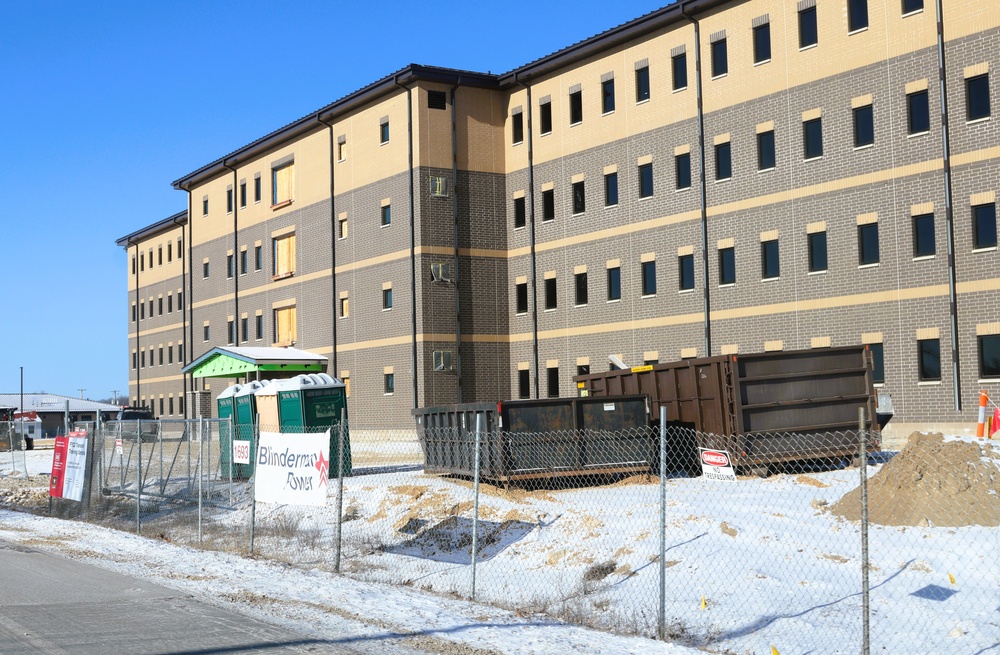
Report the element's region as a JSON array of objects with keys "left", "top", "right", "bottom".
[
  {"left": 272, "top": 161, "right": 294, "bottom": 205},
  {"left": 273, "top": 306, "right": 297, "bottom": 346},
  {"left": 272, "top": 234, "right": 296, "bottom": 278}
]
